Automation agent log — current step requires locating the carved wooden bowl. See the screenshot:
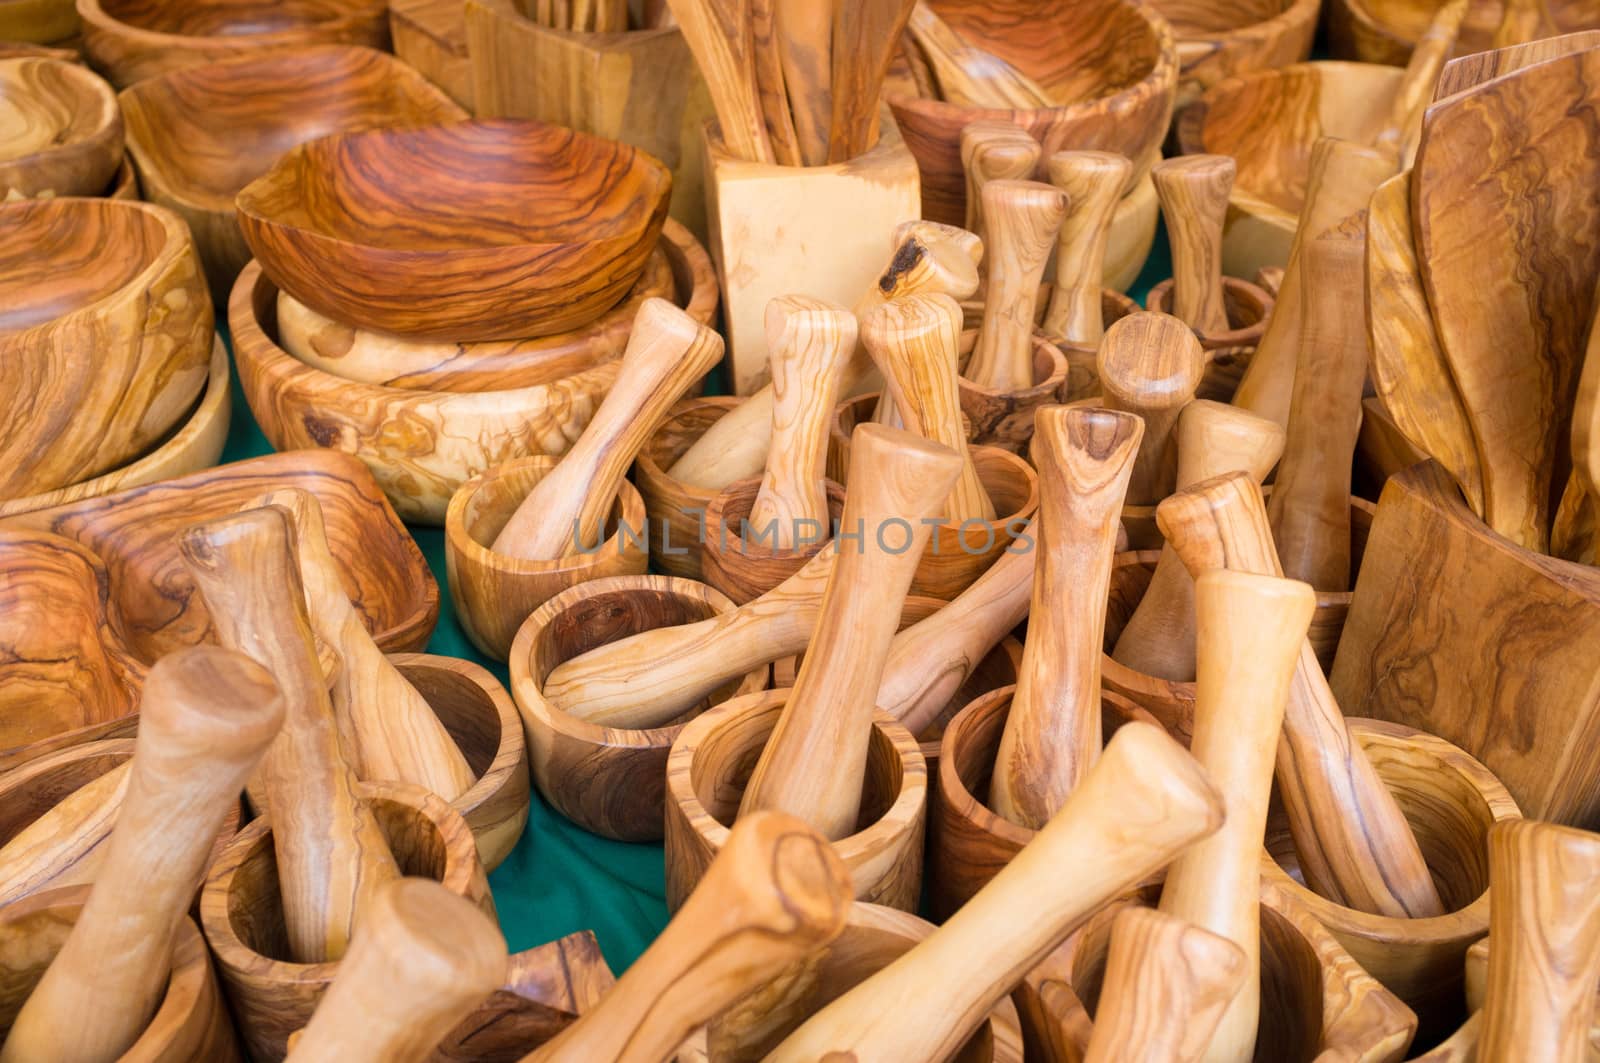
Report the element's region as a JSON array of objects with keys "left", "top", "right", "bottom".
[
  {"left": 1147, "top": 0, "right": 1319, "bottom": 106},
  {"left": 1144, "top": 274, "right": 1274, "bottom": 402},
  {"left": 0, "top": 197, "right": 211, "bottom": 499},
  {"left": 236, "top": 118, "right": 672, "bottom": 342},
  {"left": 1328, "top": 0, "right": 1600, "bottom": 64},
  {"left": 829, "top": 392, "right": 978, "bottom": 485},
  {"left": 118, "top": 45, "right": 465, "bottom": 299},
  {"left": 664, "top": 690, "right": 927, "bottom": 913},
  {"left": 956, "top": 288, "right": 1139, "bottom": 402},
  {"left": 0, "top": 57, "right": 122, "bottom": 198},
  {"left": 78, "top": 0, "right": 391, "bottom": 88},
  {"left": 0, "top": 40, "right": 79, "bottom": 61},
  {"left": 0, "top": 0, "right": 76, "bottom": 44},
  {"left": 633, "top": 396, "right": 743, "bottom": 580},
  {"left": 509, "top": 575, "right": 769, "bottom": 842},
  {"left": 956, "top": 330, "right": 1070, "bottom": 455},
  {"left": 700, "top": 478, "right": 848, "bottom": 605}
]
